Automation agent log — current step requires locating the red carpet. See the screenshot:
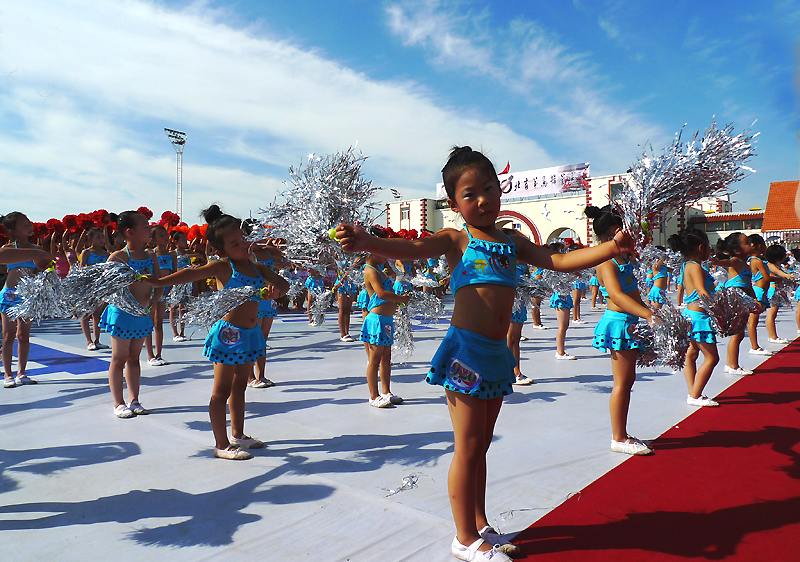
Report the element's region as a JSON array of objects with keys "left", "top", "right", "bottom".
[{"left": 514, "top": 340, "right": 800, "bottom": 561}]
